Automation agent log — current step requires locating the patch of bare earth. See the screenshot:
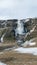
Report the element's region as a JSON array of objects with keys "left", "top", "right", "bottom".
[
  {"left": 0, "top": 37, "right": 37, "bottom": 65},
  {"left": 0, "top": 50, "right": 37, "bottom": 65}
]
